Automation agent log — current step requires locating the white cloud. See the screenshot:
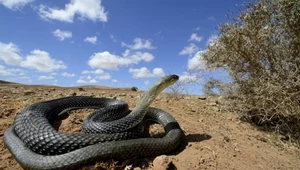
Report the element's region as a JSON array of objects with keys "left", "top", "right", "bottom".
[
  {"left": 77, "top": 79, "right": 87, "bottom": 83},
  {"left": 6, "top": 76, "right": 32, "bottom": 84},
  {"left": 152, "top": 68, "right": 165, "bottom": 77},
  {"left": 89, "top": 79, "right": 97, "bottom": 83},
  {"left": 38, "top": 0, "right": 108, "bottom": 23},
  {"left": 52, "top": 29, "right": 72, "bottom": 41},
  {"left": 88, "top": 51, "right": 154, "bottom": 70},
  {"left": 82, "top": 69, "right": 104, "bottom": 74},
  {"left": 187, "top": 51, "right": 207, "bottom": 70},
  {"left": 81, "top": 68, "right": 110, "bottom": 80},
  {"left": 61, "top": 72, "right": 75, "bottom": 77},
  {"left": 97, "top": 73, "right": 110, "bottom": 80},
  {"left": 208, "top": 16, "right": 216, "bottom": 21},
  {"left": 207, "top": 35, "right": 219, "bottom": 47},
  {"left": 77, "top": 79, "right": 97, "bottom": 84},
  {"left": 122, "top": 38, "right": 155, "bottom": 50},
  {"left": 129, "top": 67, "right": 165, "bottom": 78},
  {"left": 50, "top": 72, "right": 57, "bottom": 75},
  {"left": 87, "top": 75, "right": 91, "bottom": 79},
  {"left": 0, "top": 0, "right": 34, "bottom": 10},
  {"left": 0, "top": 42, "right": 22, "bottom": 65},
  {"left": 112, "top": 79, "right": 118, "bottom": 83},
  {"left": 0, "top": 42, "right": 66, "bottom": 73},
  {"left": 20, "top": 49, "right": 67, "bottom": 72},
  {"left": 0, "top": 65, "right": 13, "bottom": 76},
  {"left": 189, "top": 33, "right": 203, "bottom": 42},
  {"left": 144, "top": 80, "right": 149, "bottom": 85},
  {"left": 179, "top": 43, "right": 199, "bottom": 56},
  {"left": 179, "top": 72, "right": 198, "bottom": 82},
  {"left": 38, "top": 75, "right": 54, "bottom": 80},
  {"left": 110, "top": 34, "right": 117, "bottom": 42},
  {"left": 84, "top": 36, "right": 97, "bottom": 44}
]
